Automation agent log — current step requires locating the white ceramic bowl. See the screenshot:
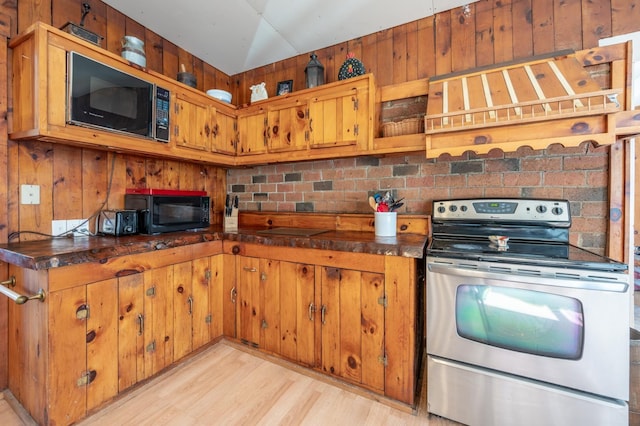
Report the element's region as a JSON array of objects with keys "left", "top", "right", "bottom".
[{"left": 206, "top": 89, "right": 232, "bottom": 103}]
